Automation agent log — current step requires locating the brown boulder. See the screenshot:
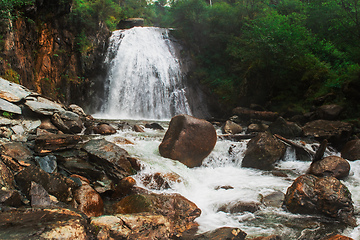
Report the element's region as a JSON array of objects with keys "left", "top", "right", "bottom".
[
  {"left": 302, "top": 120, "right": 353, "bottom": 150},
  {"left": 112, "top": 192, "right": 201, "bottom": 235},
  {"left": 142, "top": 172, "right": 181, "bottom": 190},
  {"left": 241, "top": 132, "right": 286, "bottom": 170},
  {"left": 320, "top": 234, "right": 354, "bottom": 240},
  {"left": 222, "top": 120, "right": 243, "bottom": 134},
  {"left": 71, "top": 176, "right": 104, "bottom": 217},
  {"left": 93, "top": 123, "right": 117, "bottom": 135},
  {"left": 284, "top": 174, "right": 356, "bottom": 226},
  {"left": 159, "top": 114, "right": 217, "bottom": 168},
  {"left": 341, "top": 139, "right": 360, "bottom": 161},
  {"left": 133, "top": 124, "right": 145, "bottom": 132},
  {"left": 1, "top": 142, "right": 33, "bottom": 166},
  {"left": 309, "top": 156, "right": 350, "bottom": 179}
]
